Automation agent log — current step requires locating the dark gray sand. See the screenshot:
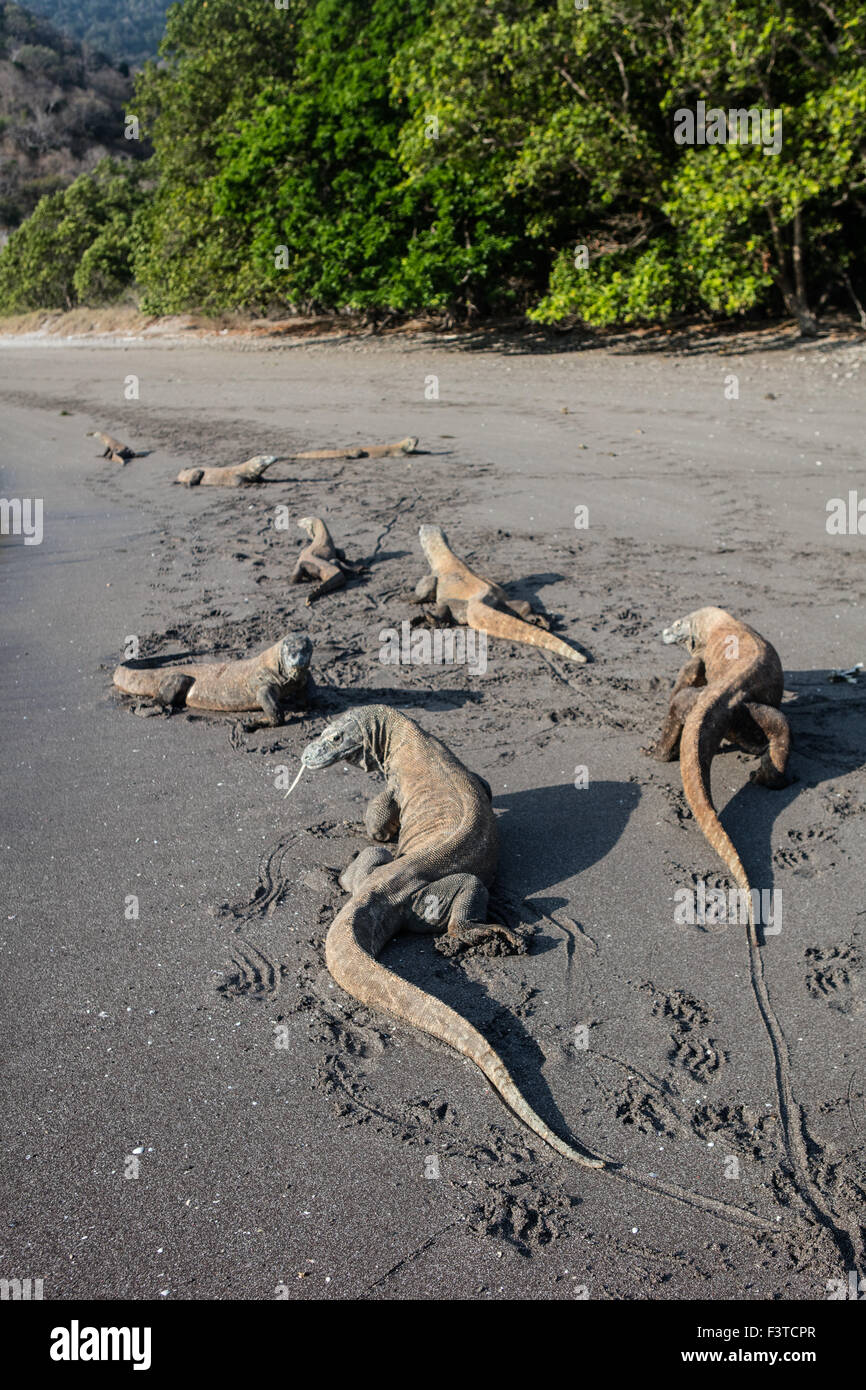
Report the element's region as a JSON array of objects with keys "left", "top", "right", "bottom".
[{"left": 0, "top": 329, "right": 863, "bottom": 1300}]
